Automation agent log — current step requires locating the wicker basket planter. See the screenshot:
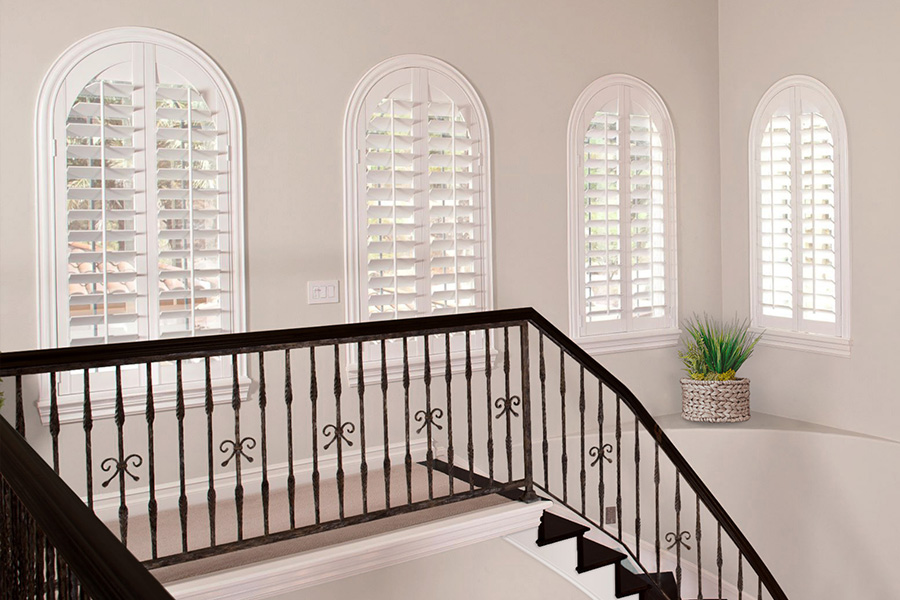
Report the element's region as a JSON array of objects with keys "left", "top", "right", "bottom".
[{"left": 680, "top": 378, "right": 751, "bottom": 423}]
